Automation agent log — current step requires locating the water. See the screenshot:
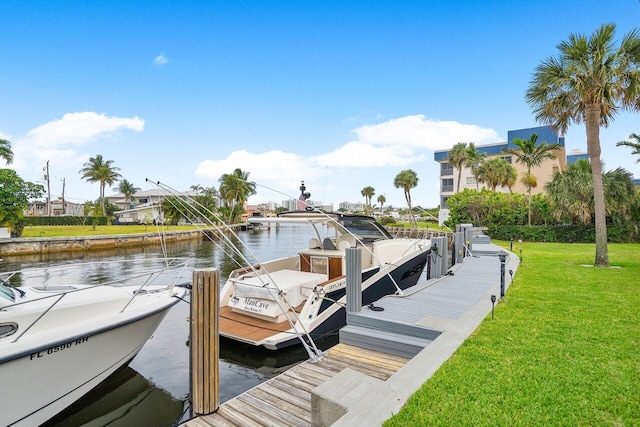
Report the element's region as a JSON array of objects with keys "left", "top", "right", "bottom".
[{"left": 1, "top": 225, "right": 335, "bottom": 426}]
